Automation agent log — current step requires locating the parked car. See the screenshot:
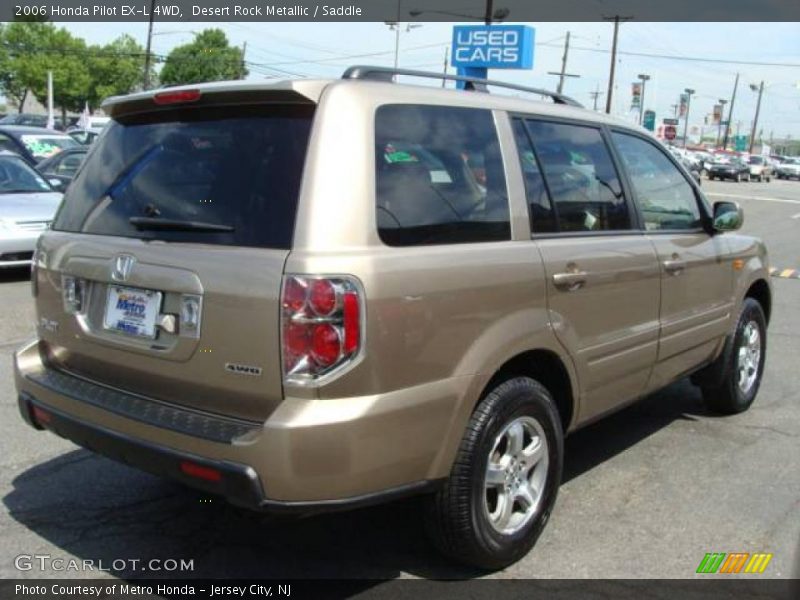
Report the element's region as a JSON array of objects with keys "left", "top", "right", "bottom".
[
  {"left": 0, "top": 113, "right": 68, "bottom": 130},
  {"left": 708, "top": 157, "right": 751, "bottom": 182},
  {"left": 747, "top": 156, "right": 772, "bottom": 182},
  {"left": 36, "top": 146, "right": 89, "bottom": 188},
  {"left": 13, "top": 67, "right": 772, "bottom": 570},
  {"left": 67, "top": 128, "right": 102, "bottom": 145},
  {"left": 0, "top": 151, "right": 63, "bottom": 268},
  {"left": 0, "top": 126, "right": 80, "bottom": 166},
  {"left": 776, "top": 158, "right": 800, "bottom": 180}
]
